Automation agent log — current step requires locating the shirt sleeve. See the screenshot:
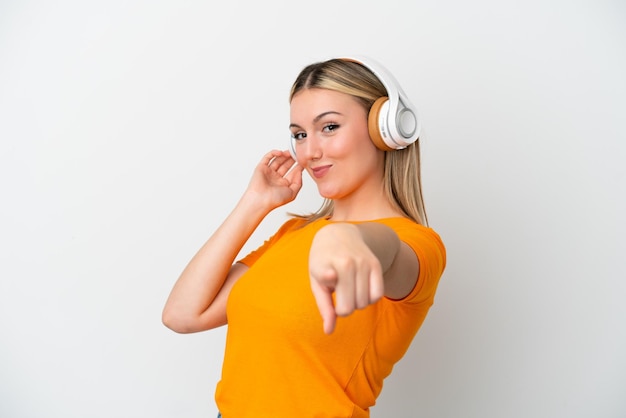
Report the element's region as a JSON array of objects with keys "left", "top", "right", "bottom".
[
  {"left": 387, "top": 220, "right": 447, "bottom": 306},
  {"left": 237, "top": 218, "right": 304, "bottom": 267}
]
